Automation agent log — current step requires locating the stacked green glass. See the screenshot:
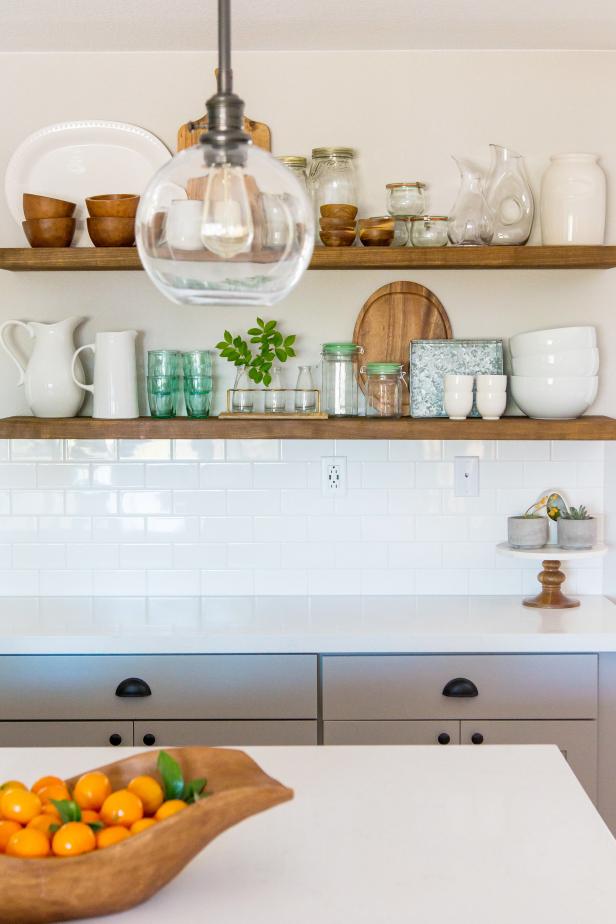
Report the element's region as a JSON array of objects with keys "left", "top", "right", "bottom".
[
  {"left": 183, "top": 351, "right": 213, "bottom": 419},
  {"left": 147, "top": 351, "right": 181, "bottom": 418}
]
